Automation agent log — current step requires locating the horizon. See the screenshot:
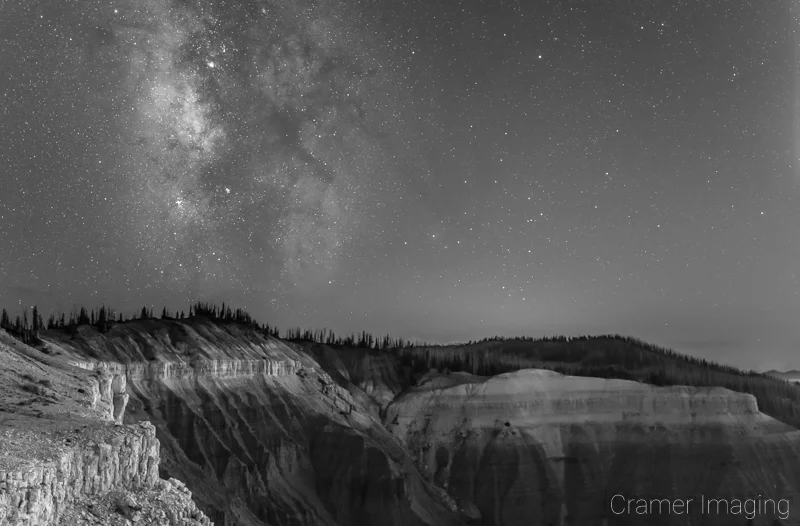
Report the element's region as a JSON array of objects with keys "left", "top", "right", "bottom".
[
  {"left": 2, "top": 0, "right": 798, "bottom": 374},
  {"left": 0, "top": 299, "right": 787, "bottom": 375}
]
